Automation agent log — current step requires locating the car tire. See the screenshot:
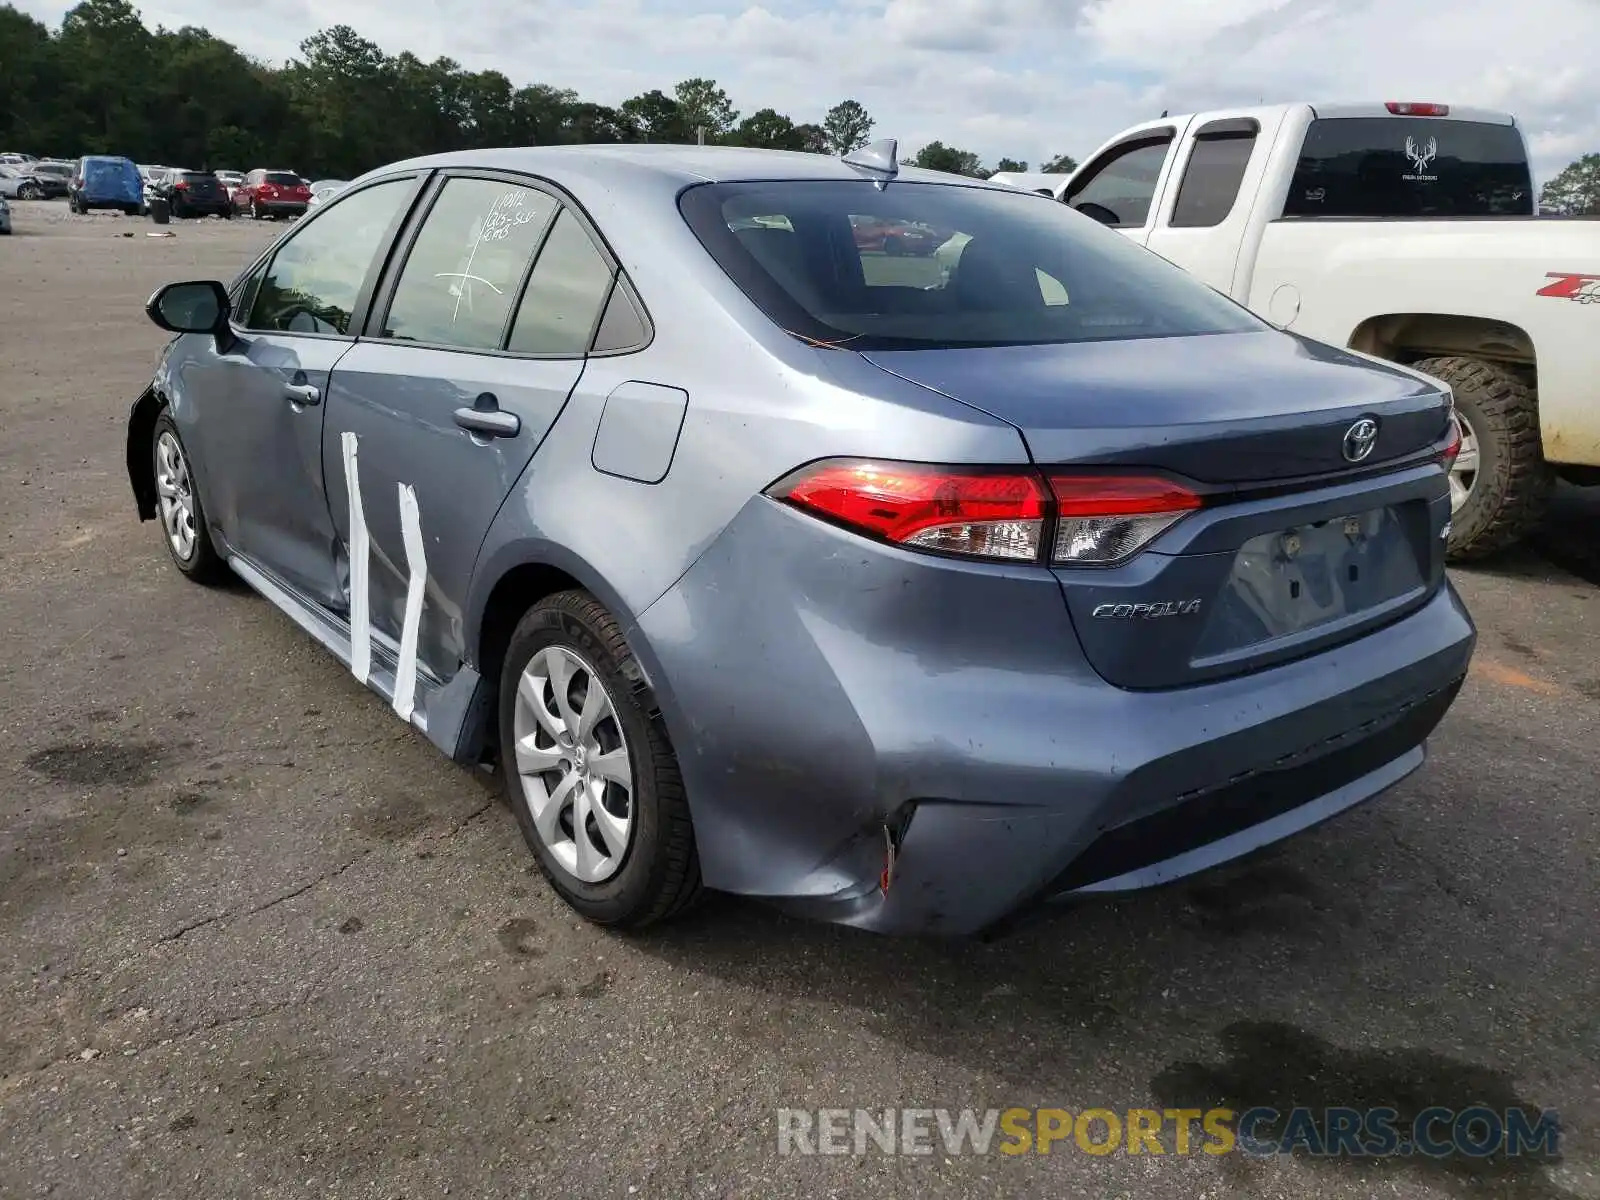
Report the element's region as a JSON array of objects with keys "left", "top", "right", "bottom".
[
  {"left": 1413, "top": 355, "right": 1551, "bottom": 562},
  {"left": 124, "top": 205, "right": 141, "bottom": 217},
  {"left": 498, "top": 590, "right": 702, "bottom": 928},
  {"left": 19, "top": 183, "right": 41, "bottom": 200},
  {"left": 150, "top": 413, "right": 229, "bottom": 585}
]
